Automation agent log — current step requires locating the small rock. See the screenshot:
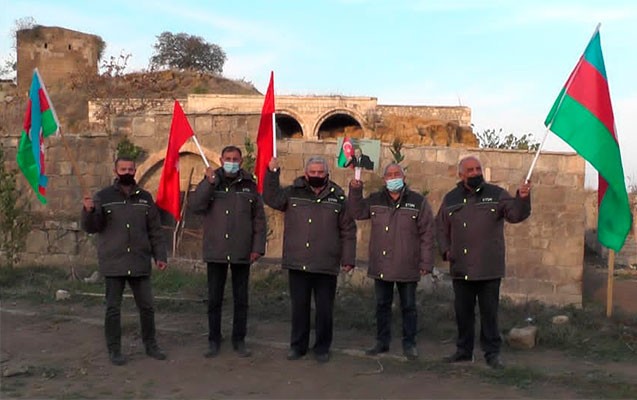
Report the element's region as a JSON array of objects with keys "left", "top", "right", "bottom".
[
  {"left": 55, "top": 289, "right": 71, "bottom": 301},
  {"left": 507, "top": 326, "right": 538, "bottom": 349},
  {"left": 552, "top": 315, "right": 569, "bottom": 325},
  {"left": 4, "top": 95, "right": 14, "bottom": 103},
  {"left": 3, "top": 365, "right": 29, "bottom": 377},
  {"left": 83, "top": 271, "right": 100, "bottom": 283}
]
